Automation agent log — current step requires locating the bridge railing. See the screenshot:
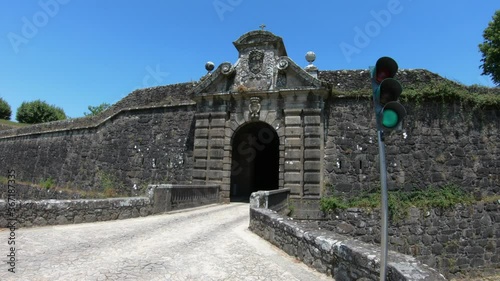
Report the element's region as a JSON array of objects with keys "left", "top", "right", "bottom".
[
  {"left": 149, "top": 184, "right": 219, "bottom": 214},
  {"left": 249, "top": 188, "right": 290, "bottom": 215}
]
